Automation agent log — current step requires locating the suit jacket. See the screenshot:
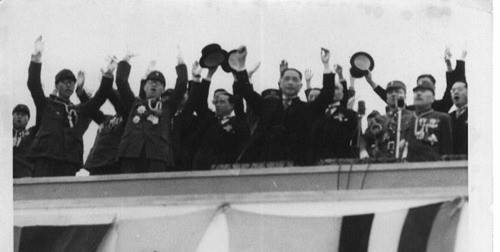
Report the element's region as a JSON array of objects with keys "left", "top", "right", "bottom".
[
  {"left": 449, "top": 107, "right": 467, "bottom": 155},
  {"left": 27, "top": 61, "right": 111, "bottom": 166},
  {"left": 310, "top": 106, "right": 358, "bottom": 159},
  {"left": 116, "top": 61, "right": 188, "bottom": 167},
  {"left": 190, "top": 79, "right": 250, "bottom": 170},
  {"left": 235, "top": 70, "right": 335, "bottom": 165}
]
